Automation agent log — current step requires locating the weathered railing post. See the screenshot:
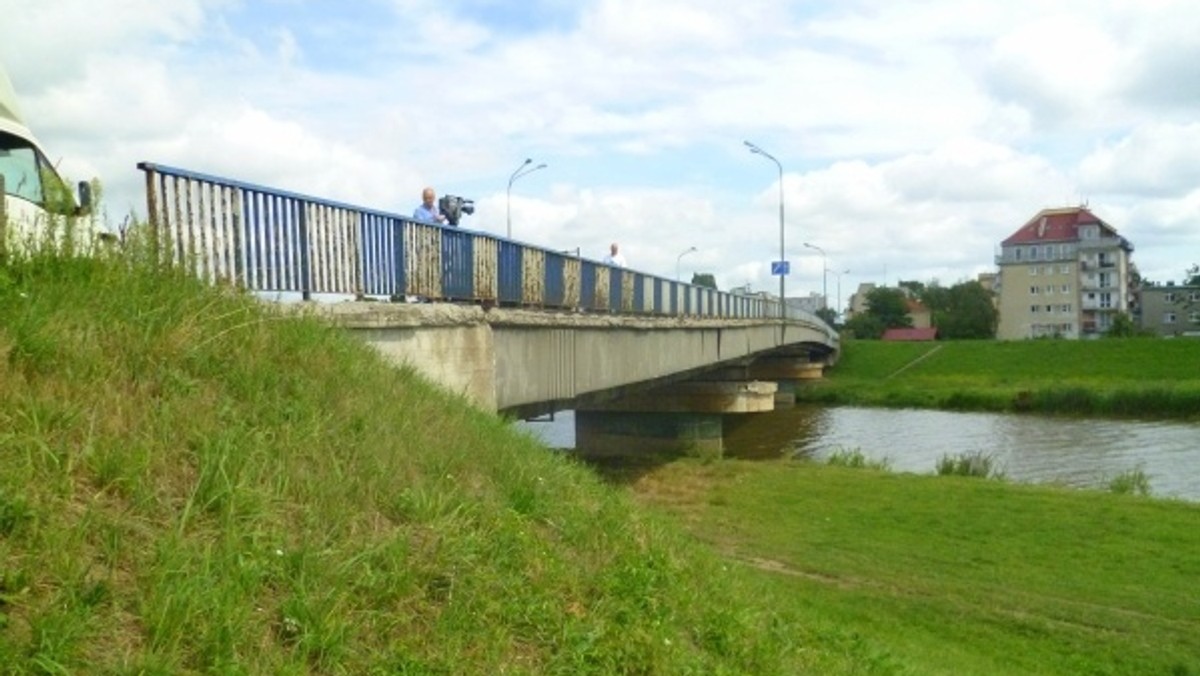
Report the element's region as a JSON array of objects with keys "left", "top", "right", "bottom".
[{"left": 0, "top": 175, "right": 7, "bottom": 261}]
